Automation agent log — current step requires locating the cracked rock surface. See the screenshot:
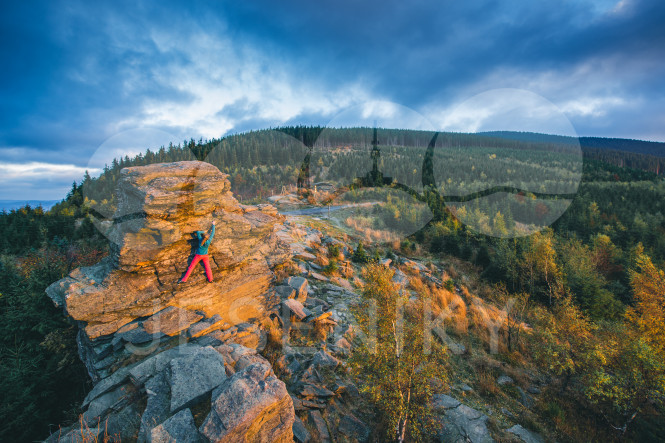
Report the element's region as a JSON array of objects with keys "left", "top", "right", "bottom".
[{"left": 433, "top": 394, "right": 495, "bottom": 443}]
